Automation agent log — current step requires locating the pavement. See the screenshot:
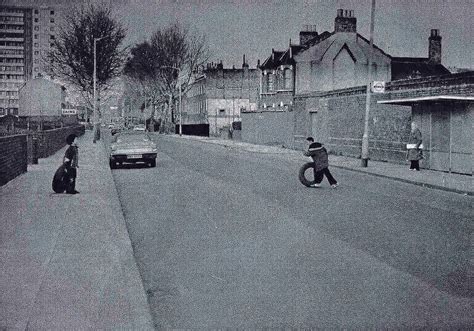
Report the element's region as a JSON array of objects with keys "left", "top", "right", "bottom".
[
  {"left": 0, "top": 131, "right": 154, "bottom": 330},
  {"left": 175, "top": 134, "right": 473, "bottom": 196},
  {"left": 0, "top": 131, "right": 471, "bottom": 330}
]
